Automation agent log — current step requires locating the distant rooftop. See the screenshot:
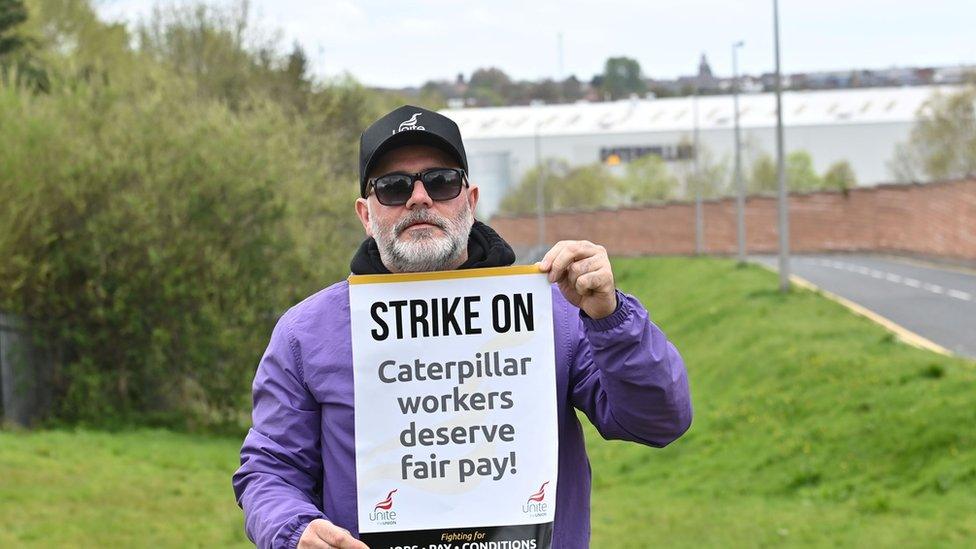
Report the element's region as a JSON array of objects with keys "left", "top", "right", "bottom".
[{"left": 441, "top": 85, "right": 965, "bottom": 139}]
